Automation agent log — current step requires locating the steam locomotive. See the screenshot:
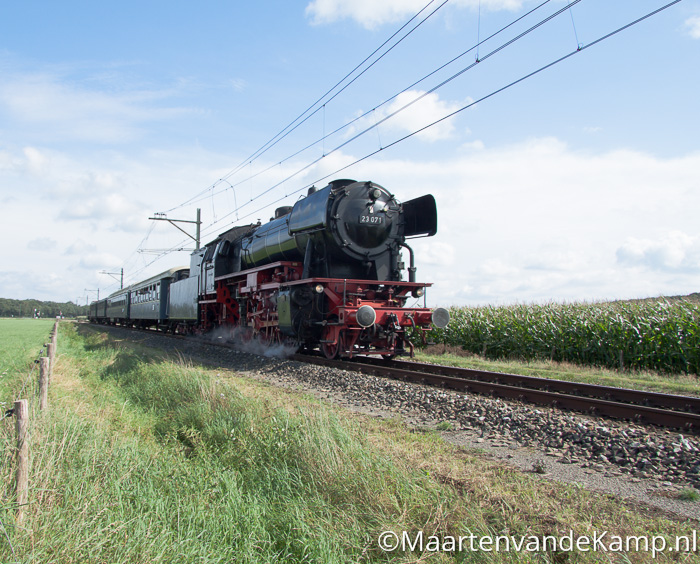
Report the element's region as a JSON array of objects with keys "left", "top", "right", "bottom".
[{"left": 89, "top": 179, "right": 449, "bottom": 359}]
